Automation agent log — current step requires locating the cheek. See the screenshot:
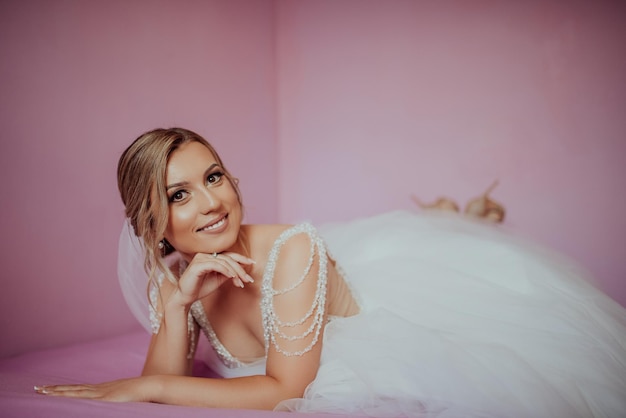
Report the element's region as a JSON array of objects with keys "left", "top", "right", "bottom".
[
  {"left": 166, "top": 205, "right": 197, "bottom": 239},
  {"left": 226, "top": 183, "right": 242, "bottom": 208}
]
